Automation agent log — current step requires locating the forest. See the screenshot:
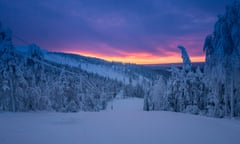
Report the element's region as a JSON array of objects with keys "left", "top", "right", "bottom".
[{"left": 1, "top": 1, "right": 240, "bottom": 118}]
